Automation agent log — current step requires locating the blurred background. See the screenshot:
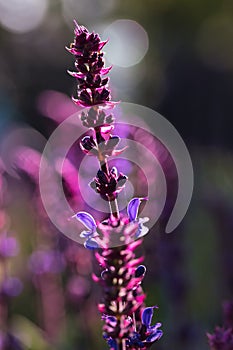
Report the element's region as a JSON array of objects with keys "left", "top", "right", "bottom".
[{"left": 0, "top": 0, "right": 233, "bottom": 349}]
